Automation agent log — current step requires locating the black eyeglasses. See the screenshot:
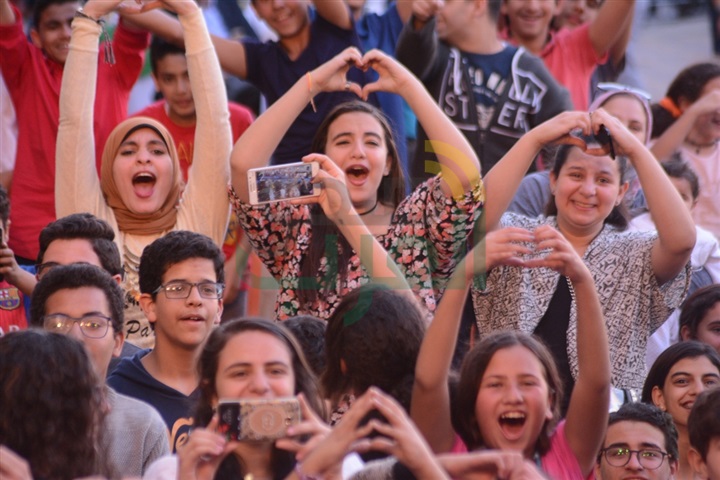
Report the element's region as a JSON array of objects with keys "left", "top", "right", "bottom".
[
  {"left": 43, "top": 313, "right": 112, "bottom": 339},
  {"left": 153, "top": 281, "right": 224, "bottom": 299},
  {"left": 600, "top": 447, "right": 671, "bottom": 470}
]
